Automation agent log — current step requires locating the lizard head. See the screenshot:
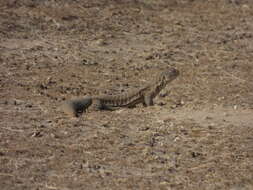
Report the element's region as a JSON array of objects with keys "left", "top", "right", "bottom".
[{"left": 160, "top": 68, "right": 179, "bottom": 83}]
